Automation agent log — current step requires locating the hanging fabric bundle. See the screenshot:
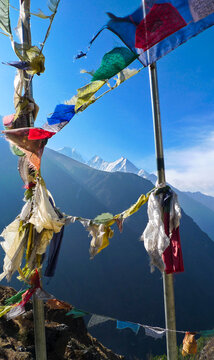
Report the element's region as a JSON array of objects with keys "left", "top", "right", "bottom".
[
  {"left": 161, "top": 187, "right": 184, "bottom": 274},
  {"left": 45, "top": 223, "right": 65, "bottom": 277},
  {"left": 141, "top": 185, "right": 184, "bottom": 273},
  {"left": 182, "top": 332, "right": 197, "bottom": 356},
  {"left": 11, "top": 44, "right": 45, "bottom": 75},
  {"left": 0, "top": 218, "right": 29, "bottom": 281},
  {"left": 87, "top": 223, "right": 114, "bottom": 258}
]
